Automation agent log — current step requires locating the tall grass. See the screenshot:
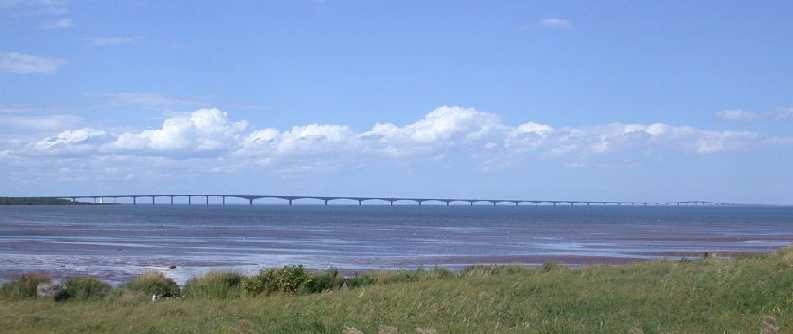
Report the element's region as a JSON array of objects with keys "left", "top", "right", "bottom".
[
  {"left": 182, "top": 272, "right": 242, "bottom": 298},
  {"left": 3, "top": 247, "right": 793, "bottom": 332},
  {"left": 121, "top": 272, "right": 179, "bottom": 297},
  {"left": 0, "top": 273, "right": 50, "bottom": 299}
]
